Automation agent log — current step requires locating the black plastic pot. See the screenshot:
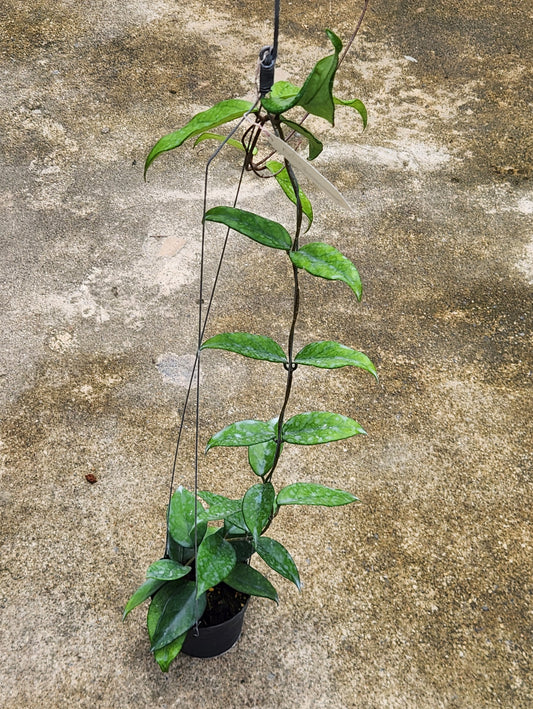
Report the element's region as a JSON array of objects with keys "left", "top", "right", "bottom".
[{"left": 181, "top": 597, "right": 249, "bottom": 658}]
